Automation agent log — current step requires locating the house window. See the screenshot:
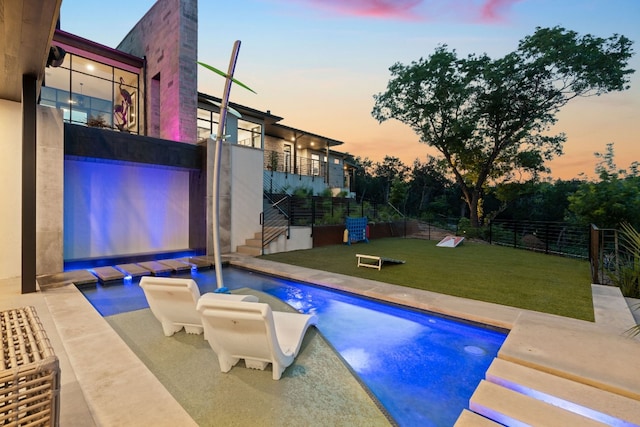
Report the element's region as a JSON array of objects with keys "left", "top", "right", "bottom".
[
  {"left": 311, "top": 153, "right": 320, "bottom": 176},
  {"left": 283, "top": 144, "right": 292, "bottom": 173},
  {"left": 41, "top": 50, "right": 140, "bottom": 133},
  {"left": 238, "top": 119, "right": 262, "bottom": 148},
  {"left": 197, "top": 109, "right": 219, "bottom": 141}
]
